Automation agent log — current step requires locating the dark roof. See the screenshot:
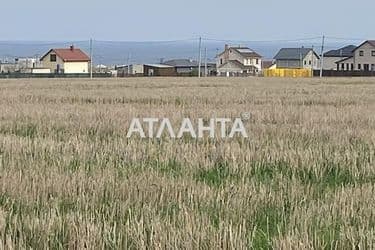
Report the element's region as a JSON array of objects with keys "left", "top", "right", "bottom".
[
  {"left": 261, "top": 60, "right": 274, "bottom": 69},
  {"left": 40, "top": 47, "right": 90, "bottom": 62},
  {"left": 163, "top": 59, "right": 199, "bottom": 67},
  {"left": 353, "top": 40, "right": 375, "bottom": 51},
  {"left": 274, "top": 48, "right": 318, "bottom": 60},
  {"left": 232, "top": 47, "right": 262, "bottom": 58},
  {"left": 324, "top": 45, "right": 356, "bottom": 57}
]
